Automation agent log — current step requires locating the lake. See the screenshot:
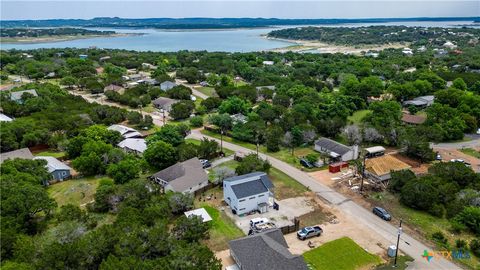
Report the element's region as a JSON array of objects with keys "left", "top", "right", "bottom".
[{"left": 1, "top": 20, "right": 478, "bottom": 52}]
